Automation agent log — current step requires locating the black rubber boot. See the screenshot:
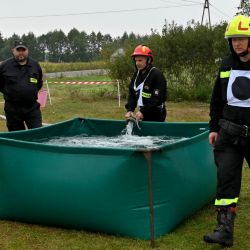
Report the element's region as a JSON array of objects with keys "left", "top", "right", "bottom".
[{"left": 203, "top": 206, "right": 236, "bottom": 247}]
